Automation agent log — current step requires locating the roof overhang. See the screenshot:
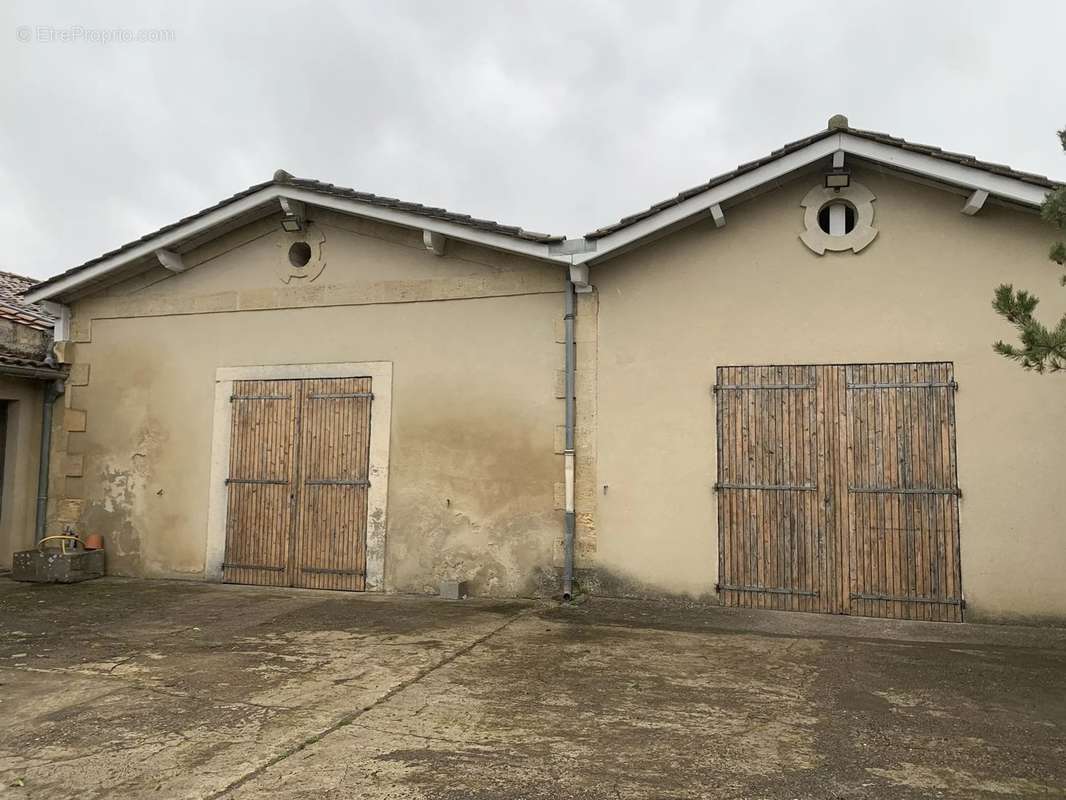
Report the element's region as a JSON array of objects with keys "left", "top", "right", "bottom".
[
  {"left": 25, "top": 185, "right": 568, "bottom": 303},
  {"left": 0, "top": 361, "right": 66, "bottom": 381},
  {"left": 26, "top": 128, "right": 1060, "bottom": 302},
  {"left": 575, "top": 131, "right": 1053, "bottom": 266}
]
